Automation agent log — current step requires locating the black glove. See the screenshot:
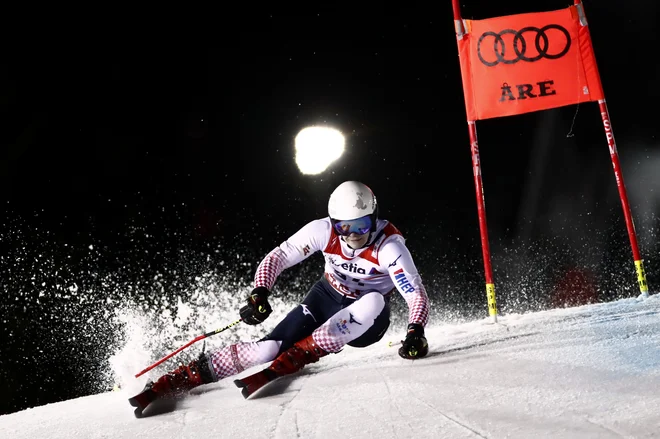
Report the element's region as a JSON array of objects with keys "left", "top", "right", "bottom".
[
  {"left": 398, "top": 323, "right": 429, "bottom": 359},
  {"left": 240, "top": 286, "right": 273, "bottom": 325}
]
